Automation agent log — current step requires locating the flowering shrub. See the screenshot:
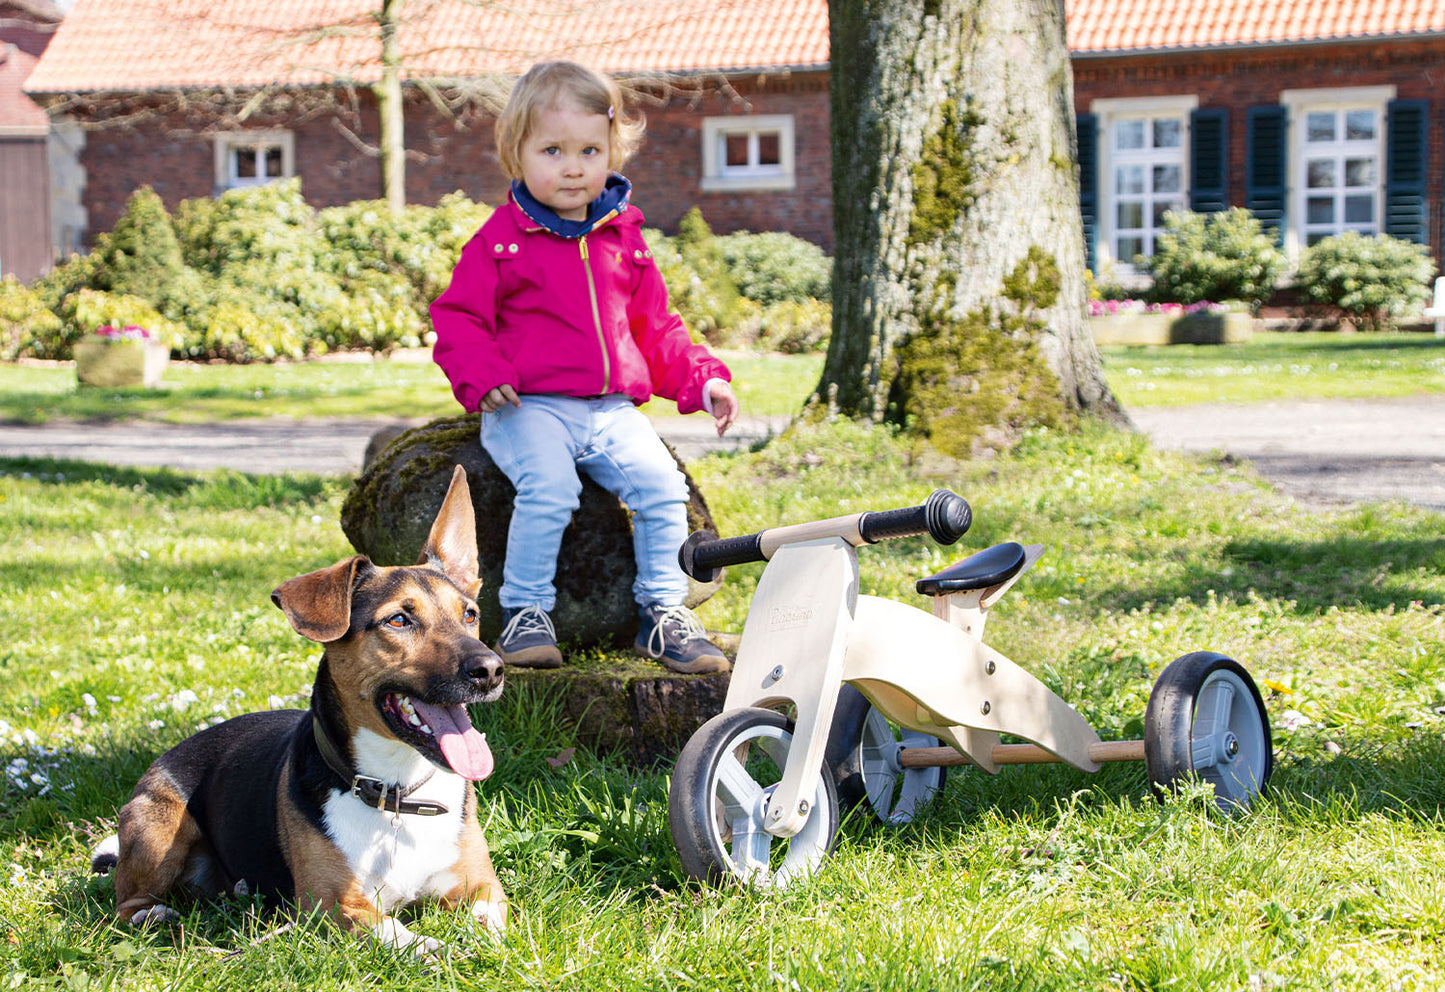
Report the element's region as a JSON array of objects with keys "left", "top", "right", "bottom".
[
  {"left": 1086, "top": 299, "right": 1229, "bottom": 318},
  {"left": 1294, "top": 231, "right": 1434, "bottom": 330},
  {"left": 92, "top": 323, "right": 154, "bottom": 341},
  {"left": 1141, "top": 208, "right": 1286, "bottom": 309}
]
